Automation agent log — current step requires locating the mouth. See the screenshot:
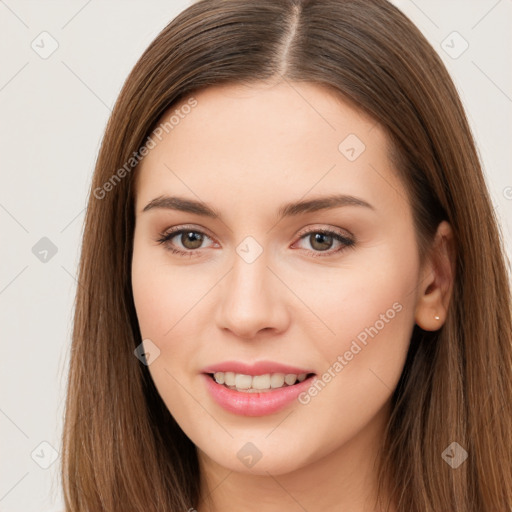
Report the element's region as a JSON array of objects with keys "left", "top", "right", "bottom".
[
  {"left": 200, "top": 361, "right": 317, "bottom": 415},
  {"left": 205, "top": 371, "right": 317, "bottom": 393},
  {"left": 202, "top": 370, "right": 317, "bottom": 416}
]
